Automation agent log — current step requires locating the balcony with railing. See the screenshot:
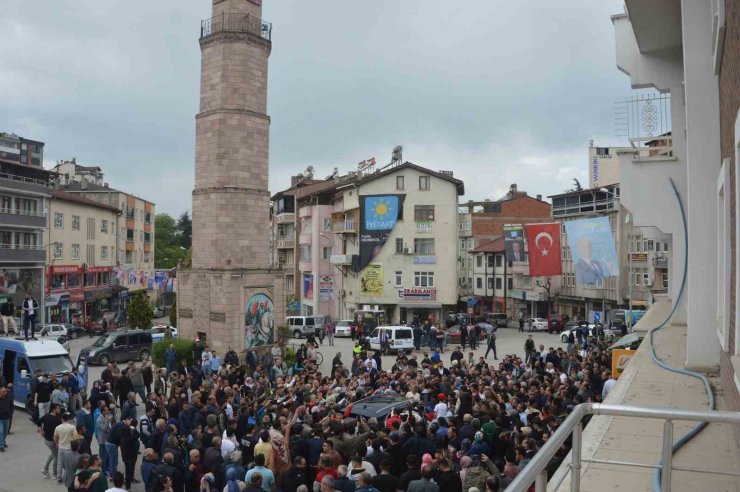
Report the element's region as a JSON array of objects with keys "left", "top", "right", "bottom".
[
  {"left": 0, "top": 242, "right": 45, "bottom": 262},
  {"left": 0, "top": 207, "right": 46, "bottom": 228},
  {"left": 274, "top": 212, "right": 295, "bottom": 224},
  {"left": 332, "top": 219, "right": 357, "bottom": 234},
  {"left": 276, "top": 235, "right": 295, "bottom": 250},
  {"left": 652, "top": 255, "right": 668, "bottom": 267},
  {"left": 200, "top": 13, "right": 272, "bottom": 42}
]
